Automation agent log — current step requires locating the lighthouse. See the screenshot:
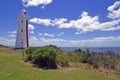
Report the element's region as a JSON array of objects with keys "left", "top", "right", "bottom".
[{"left": 15, "top": 9, "right": 29, "bottom": 49}]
